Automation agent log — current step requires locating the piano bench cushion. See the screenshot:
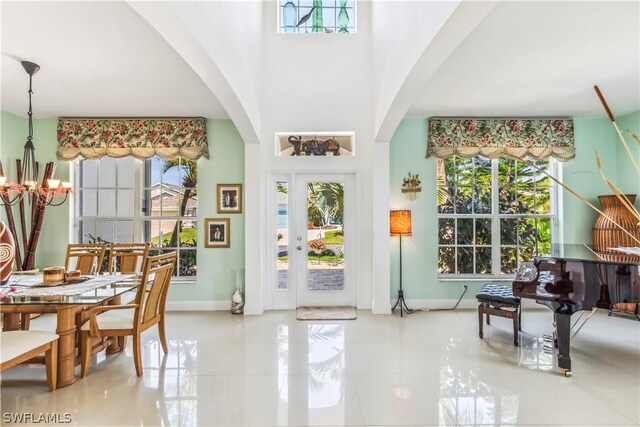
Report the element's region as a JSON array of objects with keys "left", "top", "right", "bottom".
[{"left": 476, "top": 283, "right": 520, "bottom": 307}]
